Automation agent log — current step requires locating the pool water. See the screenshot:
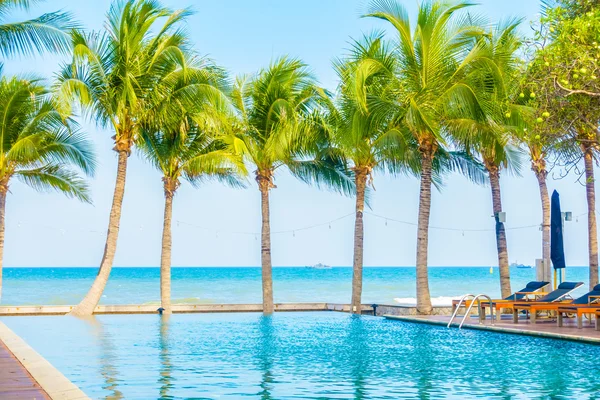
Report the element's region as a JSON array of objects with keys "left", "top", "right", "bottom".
[{"left": 2, "top": 312, "right": 600, "bottom": 399}]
